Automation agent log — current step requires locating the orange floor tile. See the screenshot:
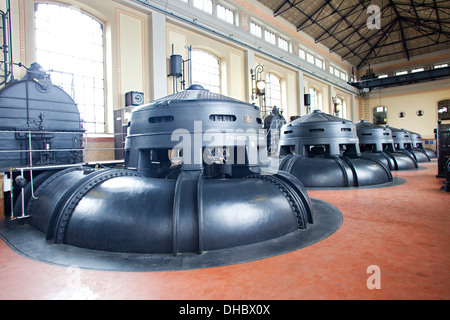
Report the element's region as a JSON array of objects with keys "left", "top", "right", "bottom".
[{"left": 0, "top": 160, "right": 448, "bottom": 300}]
